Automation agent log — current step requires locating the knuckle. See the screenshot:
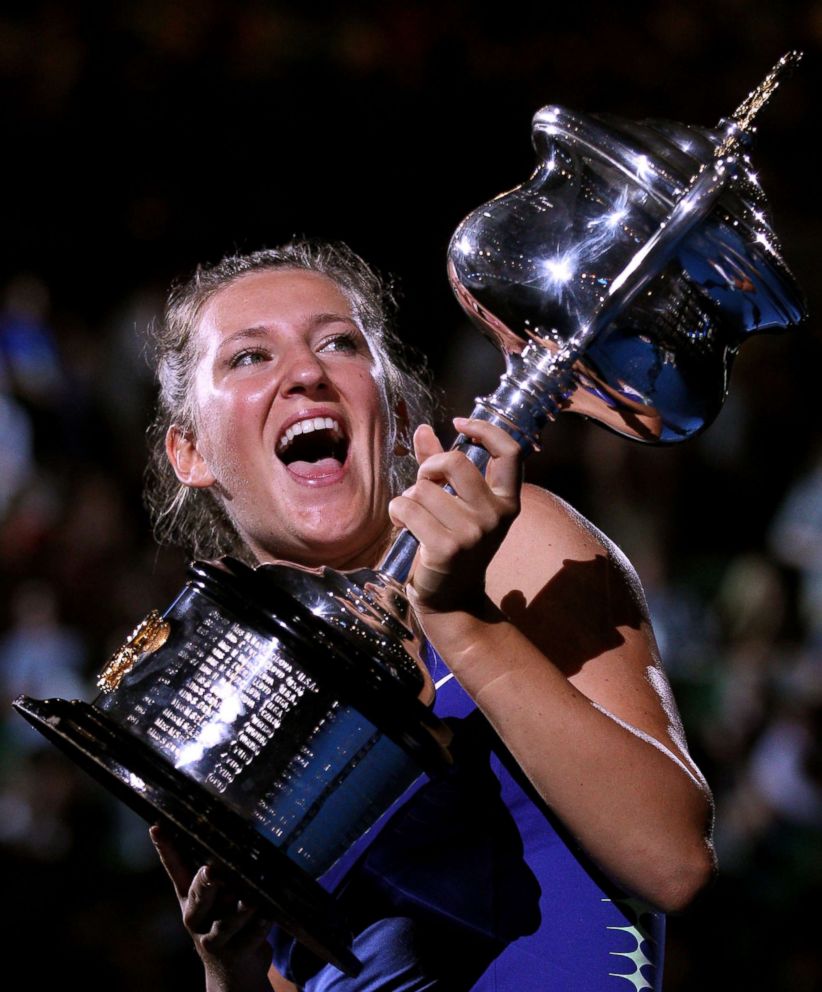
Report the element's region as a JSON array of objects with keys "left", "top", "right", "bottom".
[
  {"left": 199, "top": 930, "right": 219, "bottom": 952},
  {"left": 439, "top": 534, "right": 460, "bottom": 559},
  {"left": 464, "top": 520, "right": 484, "bottom": 546}
]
